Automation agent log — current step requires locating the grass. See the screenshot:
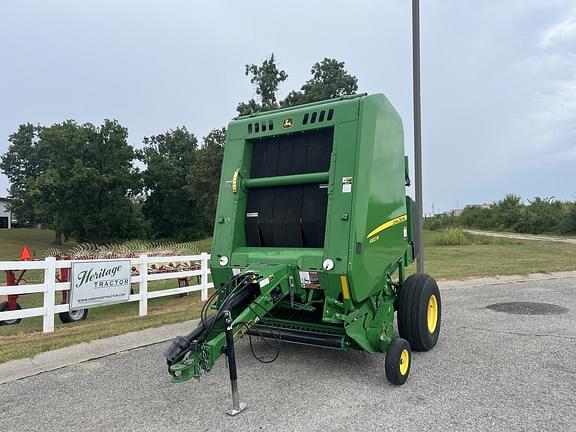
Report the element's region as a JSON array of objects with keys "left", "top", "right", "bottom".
[
  {"left": 0, "top": 296, "right": 204, "bottom": 363},
  {"left": 414, "top": 230, "right": 576, "bottom": 279},
  {"left": 0, "top": 229, "right": 77, "bottom": 261},
  {"left": 0, "top": 229, "right": 78, "bottom": 288},
  {"left": 1, "top": 228, "right": 575, "bottom": 363}
]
